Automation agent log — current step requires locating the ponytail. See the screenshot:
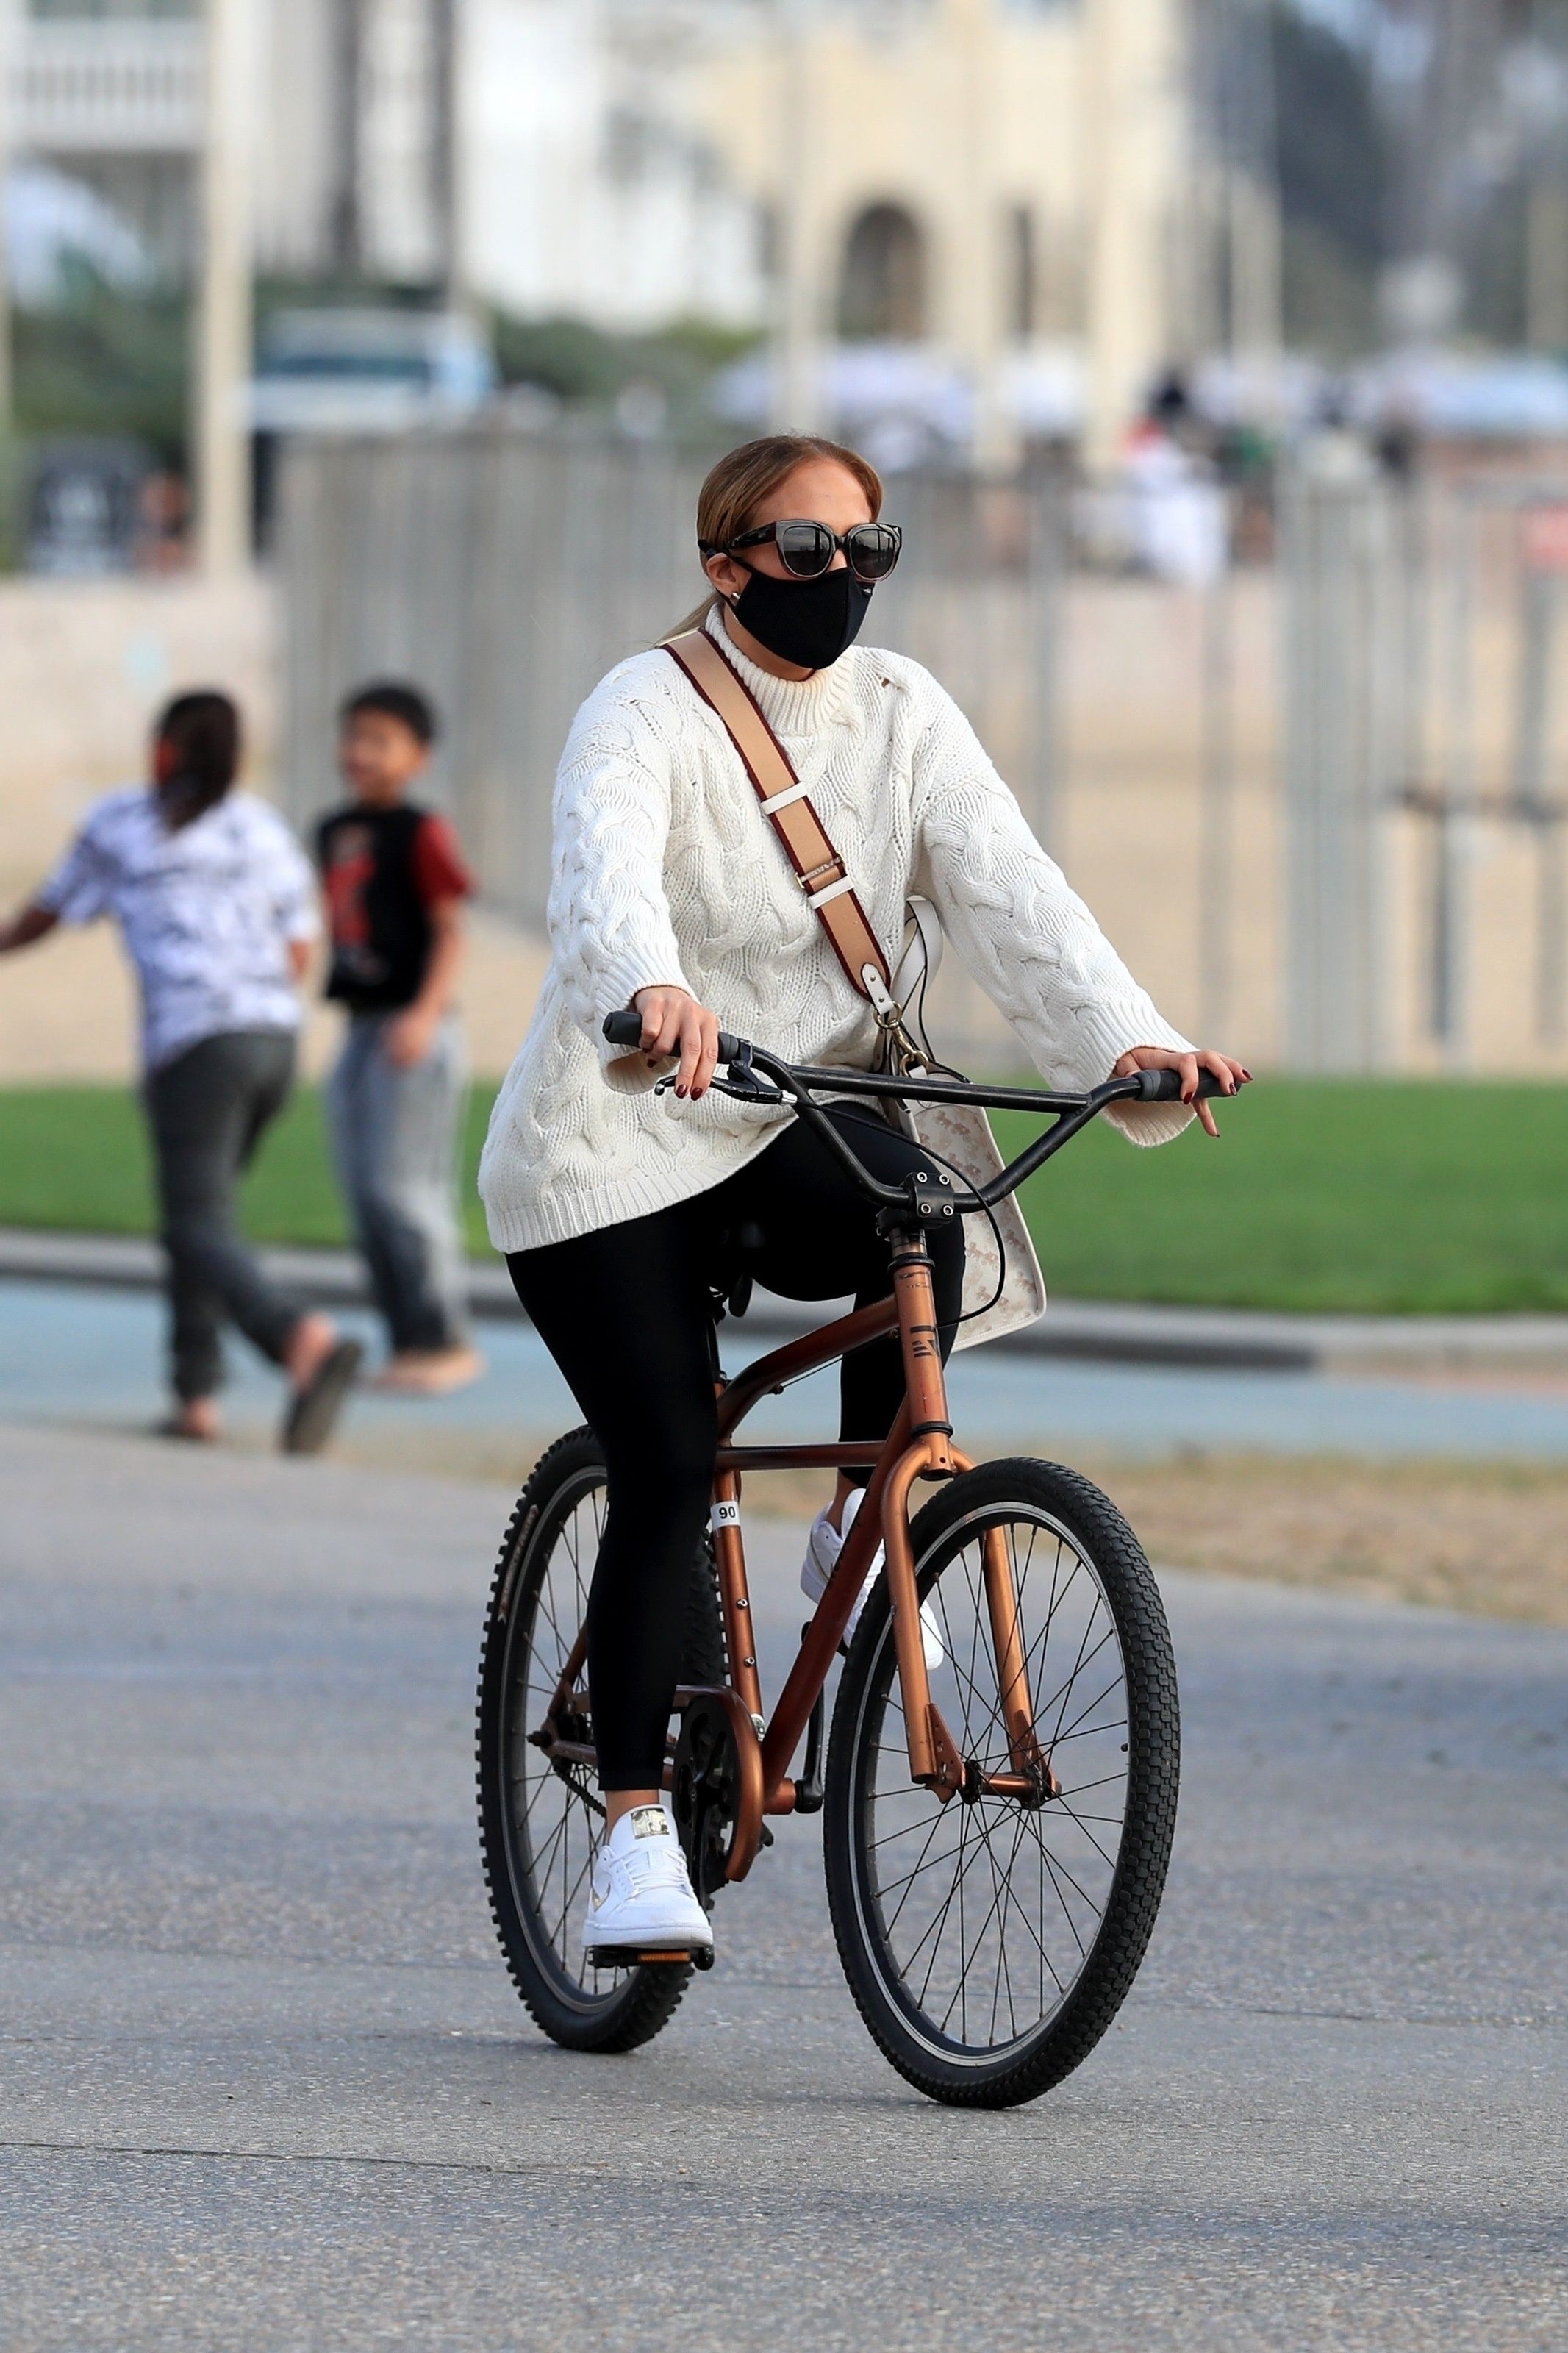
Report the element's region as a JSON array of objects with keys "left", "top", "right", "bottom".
[{"left": 154, "top": 691, "right": 241, "bottom": 830}]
